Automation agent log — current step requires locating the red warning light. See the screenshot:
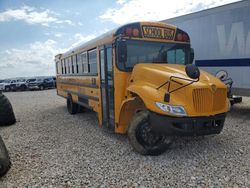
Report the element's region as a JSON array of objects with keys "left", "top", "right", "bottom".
[
  {"left": 182, "top": 34, "right": 189, "bottom": 42},
  {"left": 125, "top": 28, "right": 133, "bottom": 36},
  {"left": 177, "top": 33, "right": 183, "bottom": 41}
]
